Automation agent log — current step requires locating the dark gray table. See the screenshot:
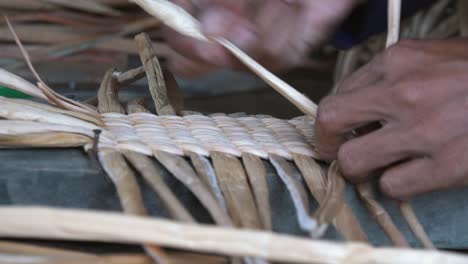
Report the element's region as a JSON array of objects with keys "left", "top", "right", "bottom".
[{"left": 1, "top": 148, "right": 467, "bottom": 249}]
